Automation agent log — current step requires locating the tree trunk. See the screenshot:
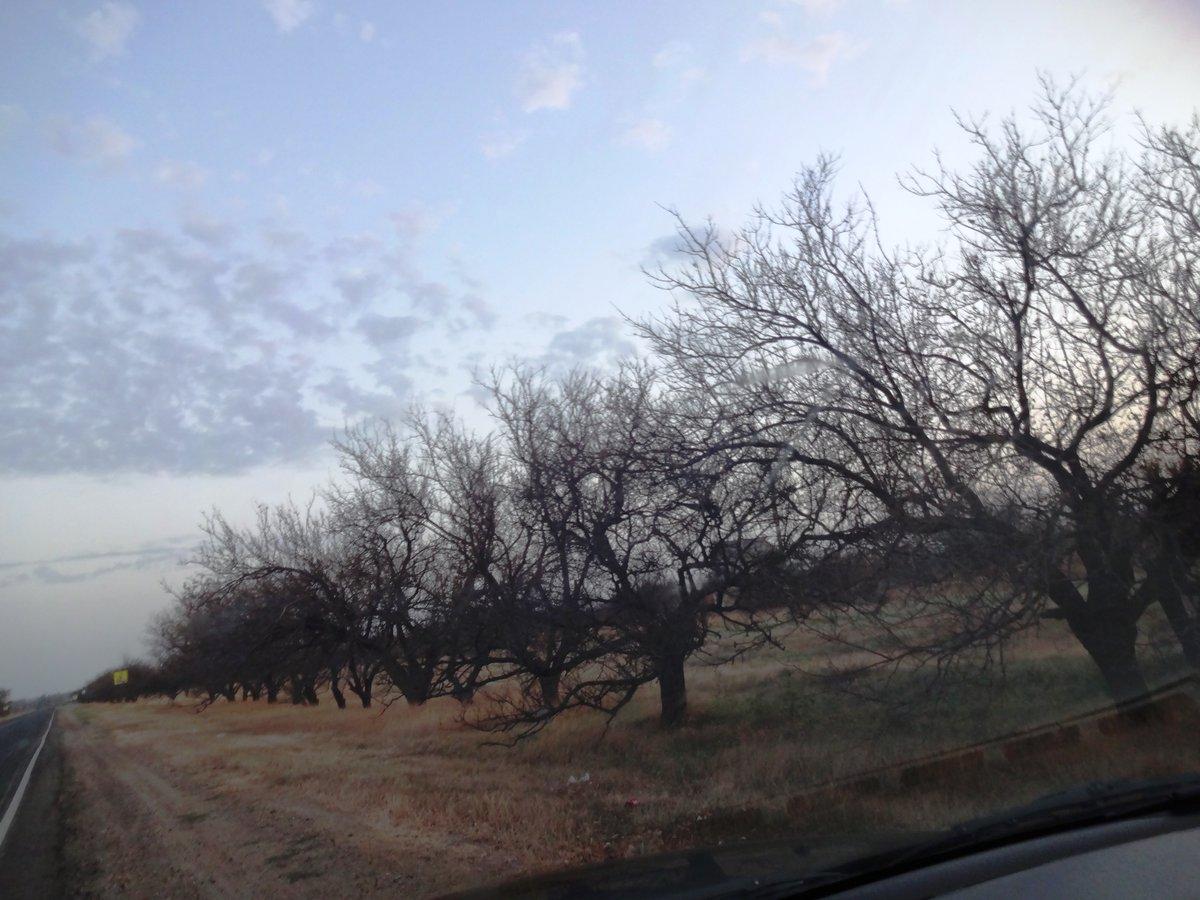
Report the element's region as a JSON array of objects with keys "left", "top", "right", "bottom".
[
  {"left": 303, "top": 680, "right": 319, "bottom": 705},
  {"left": 1161, "top": 592, "right": 1200, "bottom": 669},
  {"left": 537, "top": 673, "right": 561, "bottom": 708},
  {"left": 329, "top": 677, "right": 347, "bottom": 710},
  {"left": 1070, "top": 612, "right": 1148, "bottom": 702},
  {"left": 347, "top": 682, "right": 373, "bottom": 708},
  {"left": 265, "top": 679, "right": 279, "bottom": 703},
  {"left": 386, "top": 662, "right": 430, "bottom": 707},
  {"left": 657, "top": 654, "right": 688, "bottom": 727},
  {"left": 1153, "top": 565, "right": 1200, "bottom": 669},
  {"left": 1048, "top": 574, "right": 1149, "bottom": 703}
]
